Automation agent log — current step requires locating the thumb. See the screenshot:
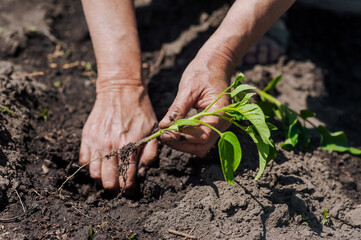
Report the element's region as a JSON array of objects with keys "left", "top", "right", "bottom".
[{"left": 159, "top": 89, "right": 195, "bottom": 128}]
